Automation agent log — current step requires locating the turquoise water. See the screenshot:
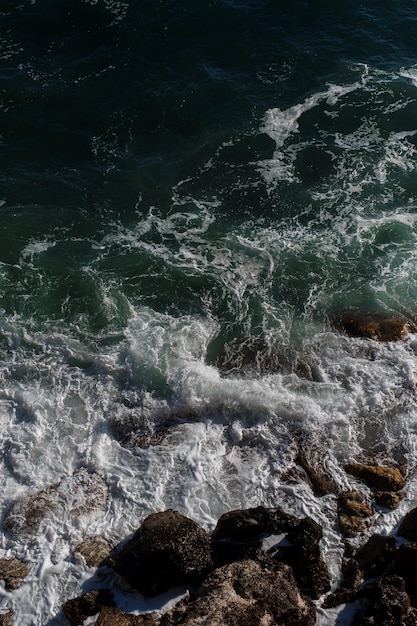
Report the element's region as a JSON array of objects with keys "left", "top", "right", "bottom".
[{"left": 2, "top": 2, "right": 417, "bottom": 623}]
